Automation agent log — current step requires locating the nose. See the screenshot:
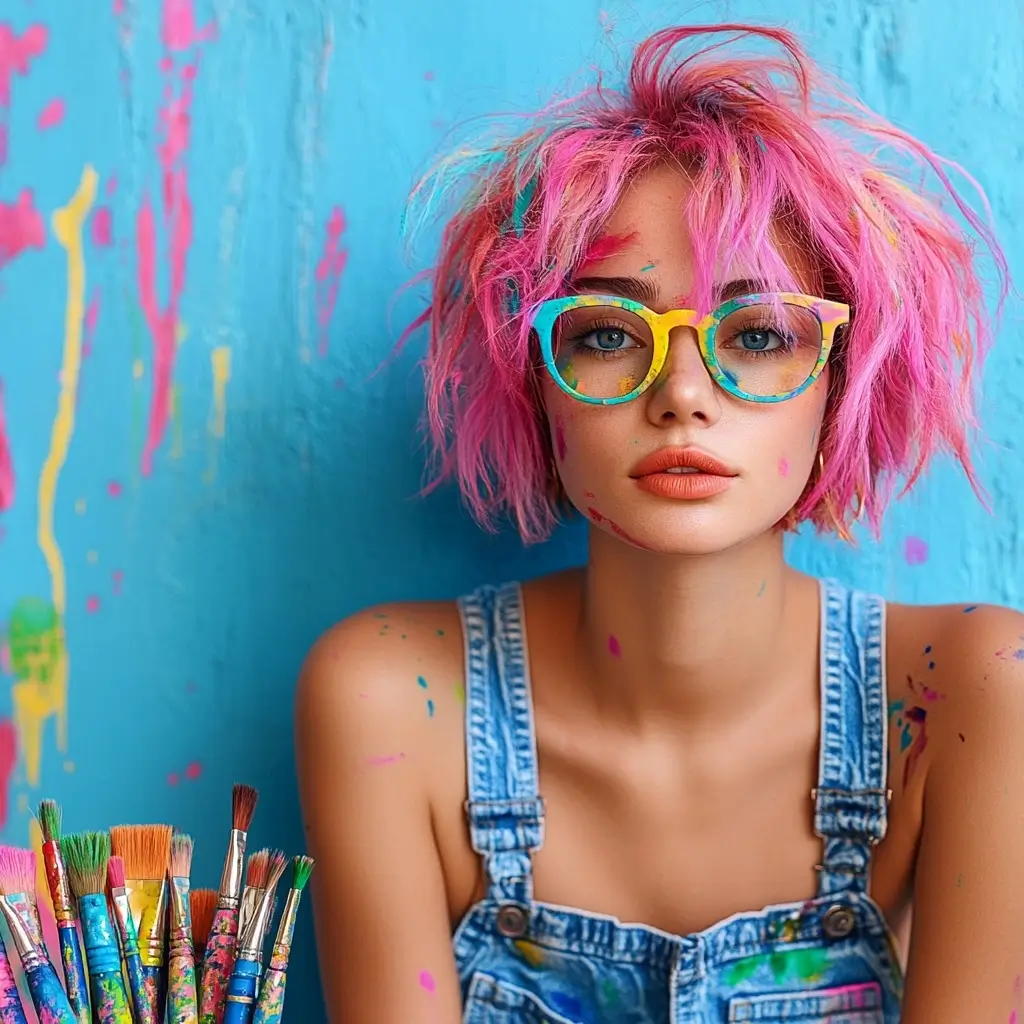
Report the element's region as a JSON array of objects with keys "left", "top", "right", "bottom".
[{"left": 644, "top": 326, "right": 722, "bottom": 427}]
